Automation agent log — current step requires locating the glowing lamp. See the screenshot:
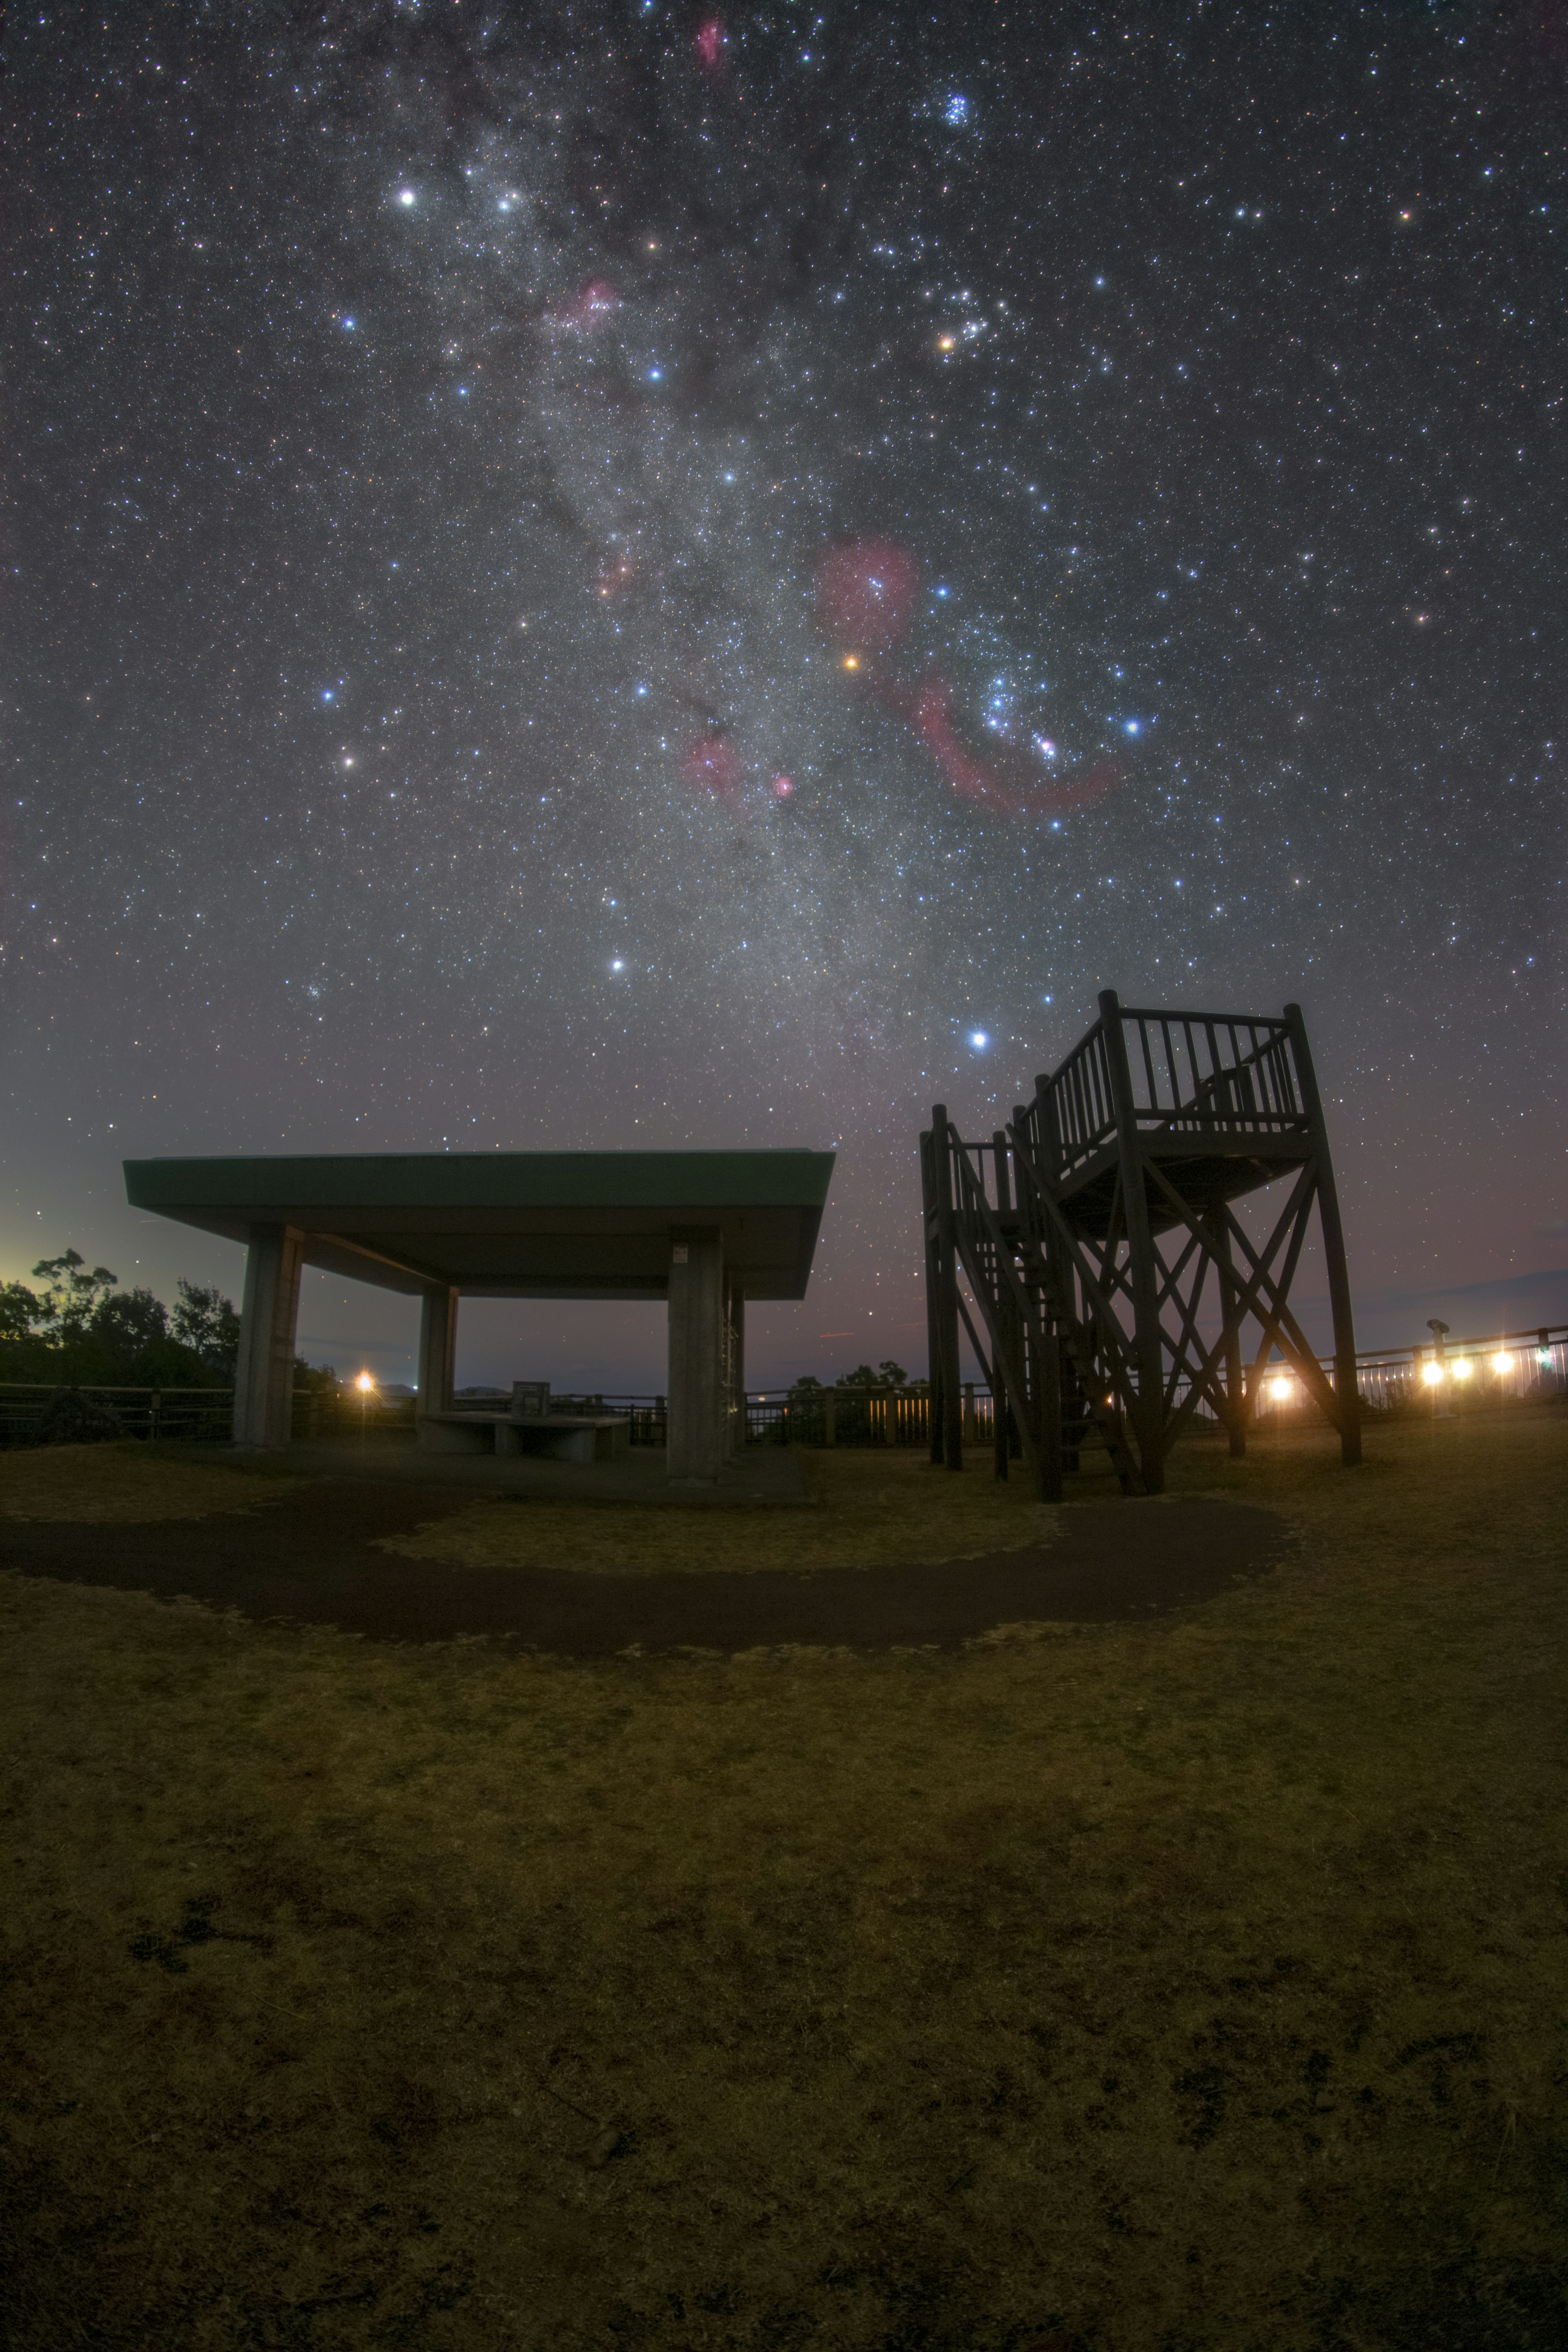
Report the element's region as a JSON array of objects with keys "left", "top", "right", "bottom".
[
  {"left": 1451, "top": 1356, "right": 1473, "bottom": 1380},
  {"left": 1269, "top": 1375, "right": 1291, "bottom": 1403},
  {"left": 1492, "top": 1352, "right": 1512, "bottom": 1374},
  {"left": 1539, "top": 1348, "right": 1554, "bottom": 1367},
  {"left": 356, "top": 1372, "right": 376, "bottom": 1393},
  {"left": 1421, "top": 1360, "right": 1444, "bottom": 1387}
]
